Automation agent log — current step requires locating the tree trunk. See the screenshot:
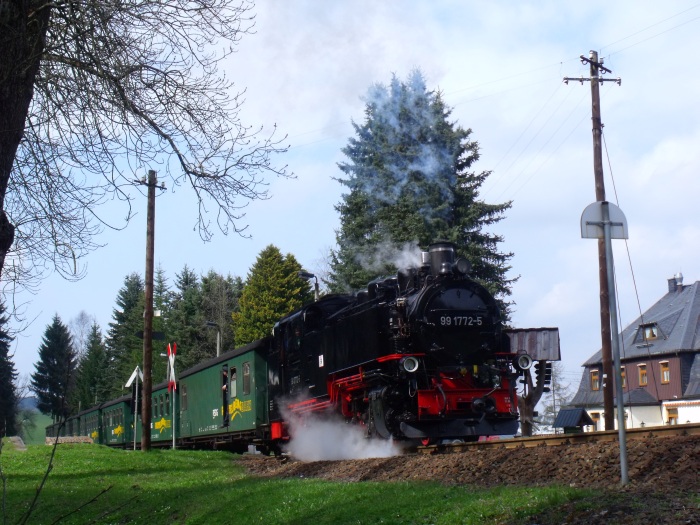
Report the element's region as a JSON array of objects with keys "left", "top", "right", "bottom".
[{"left": 0, "top": 0, "right": 52, "bottom": 277}]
